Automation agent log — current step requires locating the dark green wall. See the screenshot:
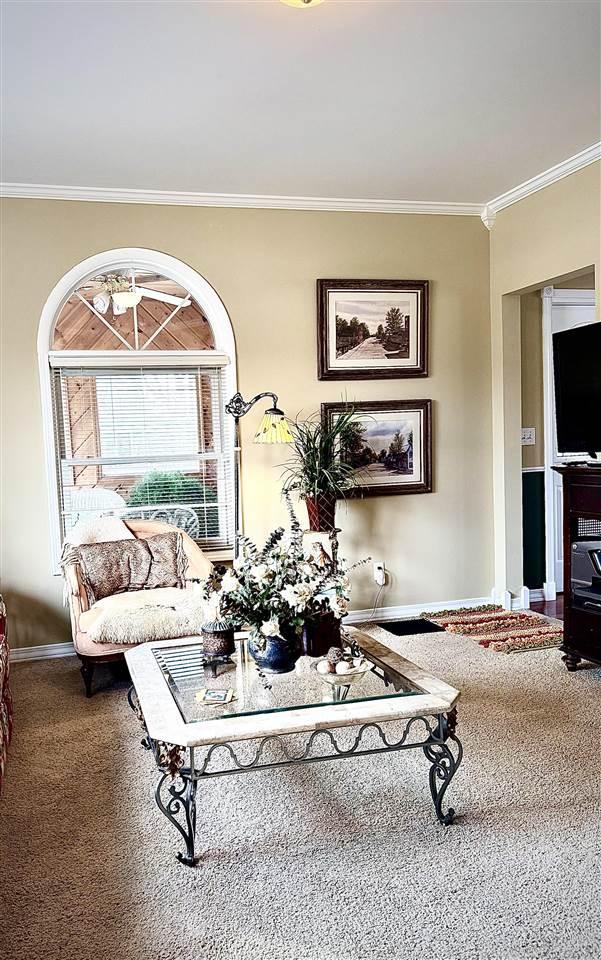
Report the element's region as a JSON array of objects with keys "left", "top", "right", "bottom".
[{"left": 522, "top": 471, "right": 545, "bottom": 589}]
